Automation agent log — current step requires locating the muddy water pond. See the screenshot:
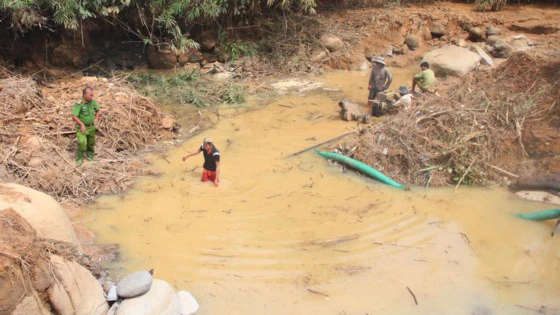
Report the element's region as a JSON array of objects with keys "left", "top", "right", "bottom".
[{"left": 84, "top": 69, "right": 560, "bottom": 314}]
